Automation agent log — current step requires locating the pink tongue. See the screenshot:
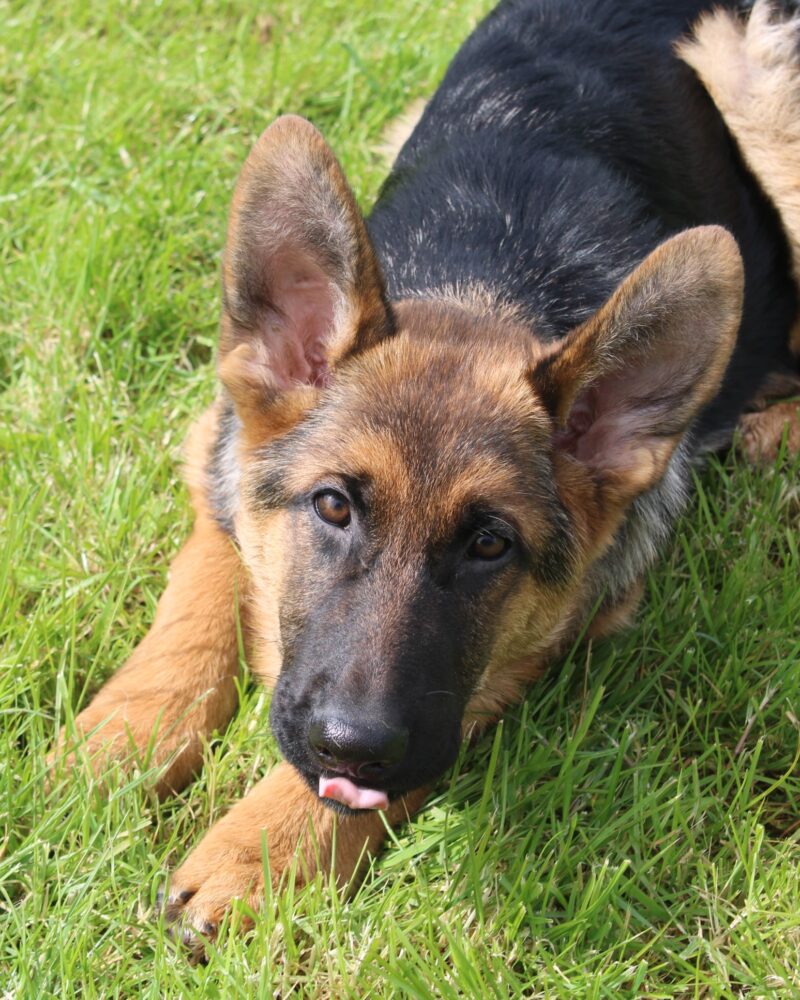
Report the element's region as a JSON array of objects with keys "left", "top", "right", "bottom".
[{"left": 318, "top": 776, "right": 389, "bottom": 811}]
